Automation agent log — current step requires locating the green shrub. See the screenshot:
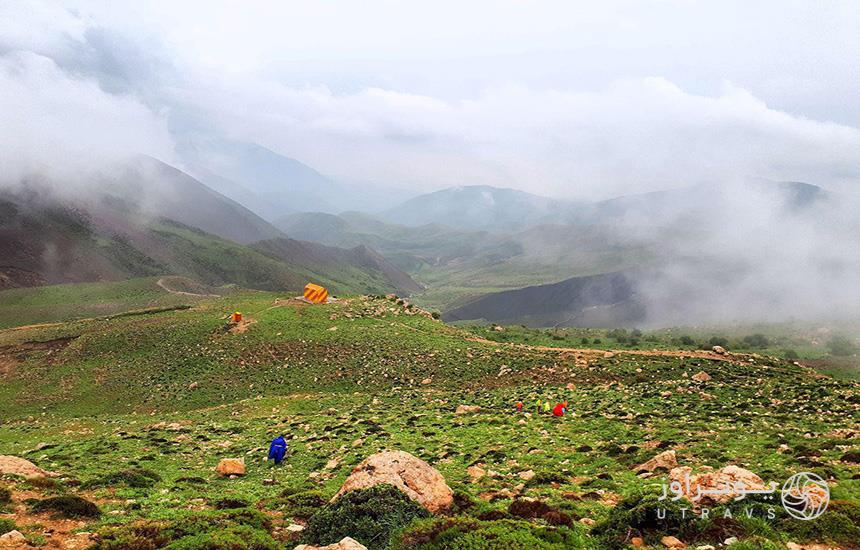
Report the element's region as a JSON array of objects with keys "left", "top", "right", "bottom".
[
  {"left": 592, "top": 491, "right": 703, "bottom": 549},
  {"left": 782, "top": 348, "right": 800, "bottom": 360},
  {"left": 743, "top": 334, "right": 770, "bottom": 348},
  {"left": 30, "top": 495, "right": 101, "bottom": 518},
  {"left": 709, "top": 336, "right": 729, "bottom": 348},
  {"left": 279, "top": 490, "right": 327, "bottom": 520},
  {"left": 0, "top": 518, "right": 16, "bottom": 534},
  {"left": 827, "top": 335, "right": 857, "bottom": 357},
  {"left": 83, "top": 468, "right": 162, "bottom": 489},
  {"left": 524, "top": 470, "right": 569, "bottom": 488},
  {"left": 395, "top": 516, "right": 586, "bottom": 549},
  {"left": 97, "top": 509, "right": 274, "bottom": 549},
  {"left": 778, "top": 500, "right": 860, "bottom": 544},
  {"left": 167, "top": 525, "right": 279, "bottom": 550},
  {"left": 302, "top": 485, "right": 429, "bottom": 549}
]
